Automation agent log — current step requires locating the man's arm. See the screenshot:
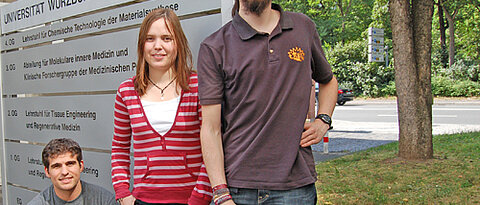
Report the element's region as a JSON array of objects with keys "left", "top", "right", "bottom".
[
  {"left": 301, "top": 76, "right": 338, "bottom": 147},
  {"left": 200, "top": 104, "right": 227, "bottom": 186},
  {"left": 200, "top": 104, "right": 235, "bottom": 205}
]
